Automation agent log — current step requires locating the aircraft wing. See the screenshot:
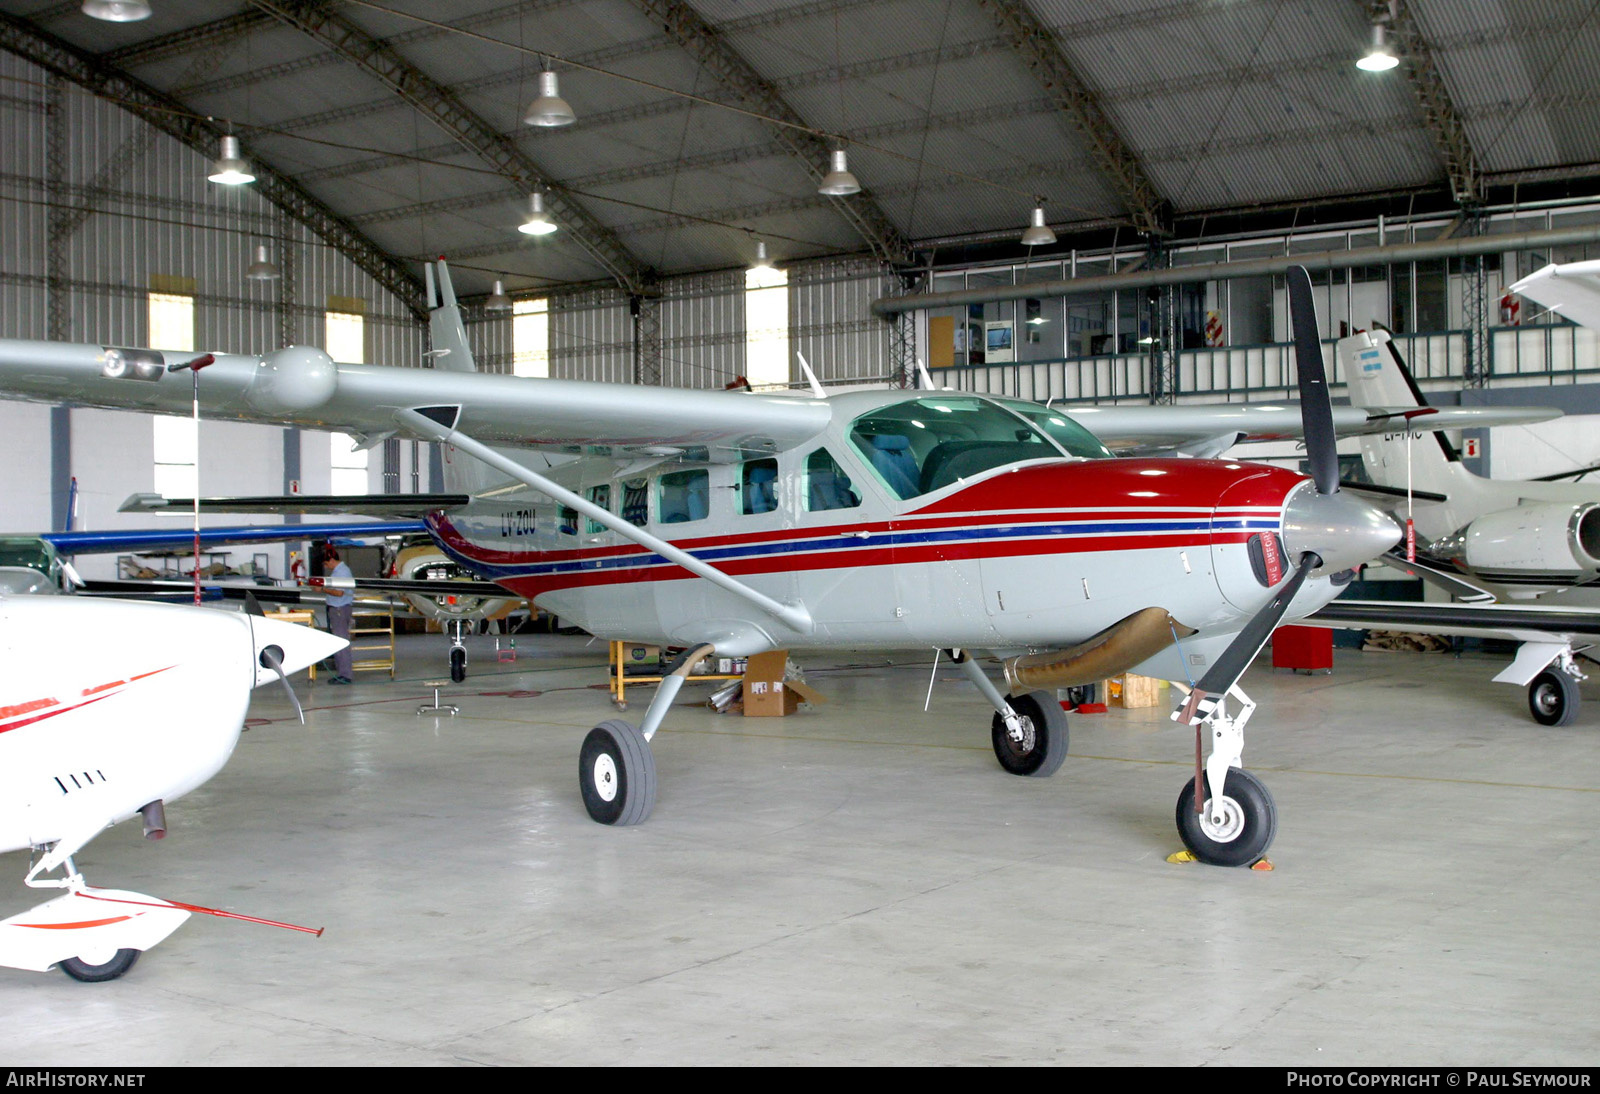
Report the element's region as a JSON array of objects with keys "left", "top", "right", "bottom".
[
  {"left": 1072, "top": 403, "right": 1559, "bottom": 456},
  {"left": 1511, "top": 260, "right": 1600, "bottom": 329},
  {"left": 79, "top": 574, "right": 512, "bottom": 604},
  {"left": 0, "top": 340, "right": 832, "bottom": 458},
  {"left": 43, "top": 519, "right": 425, "bottom": 555},
  {"left": 1306, "top": 599, "right": 1600, "bottom": 643},
  {"left": 119, "top": 493, "right": 468, "bottom": 518}
]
